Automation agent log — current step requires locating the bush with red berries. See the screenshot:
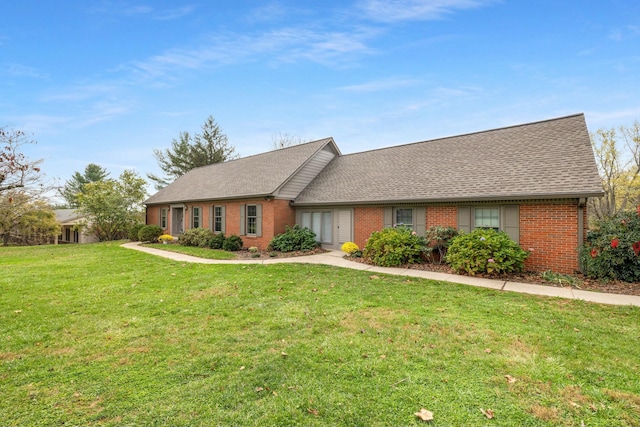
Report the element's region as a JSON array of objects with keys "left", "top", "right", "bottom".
[{"left": 580, "top": 208, "right": 640, "bottom": 282}]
